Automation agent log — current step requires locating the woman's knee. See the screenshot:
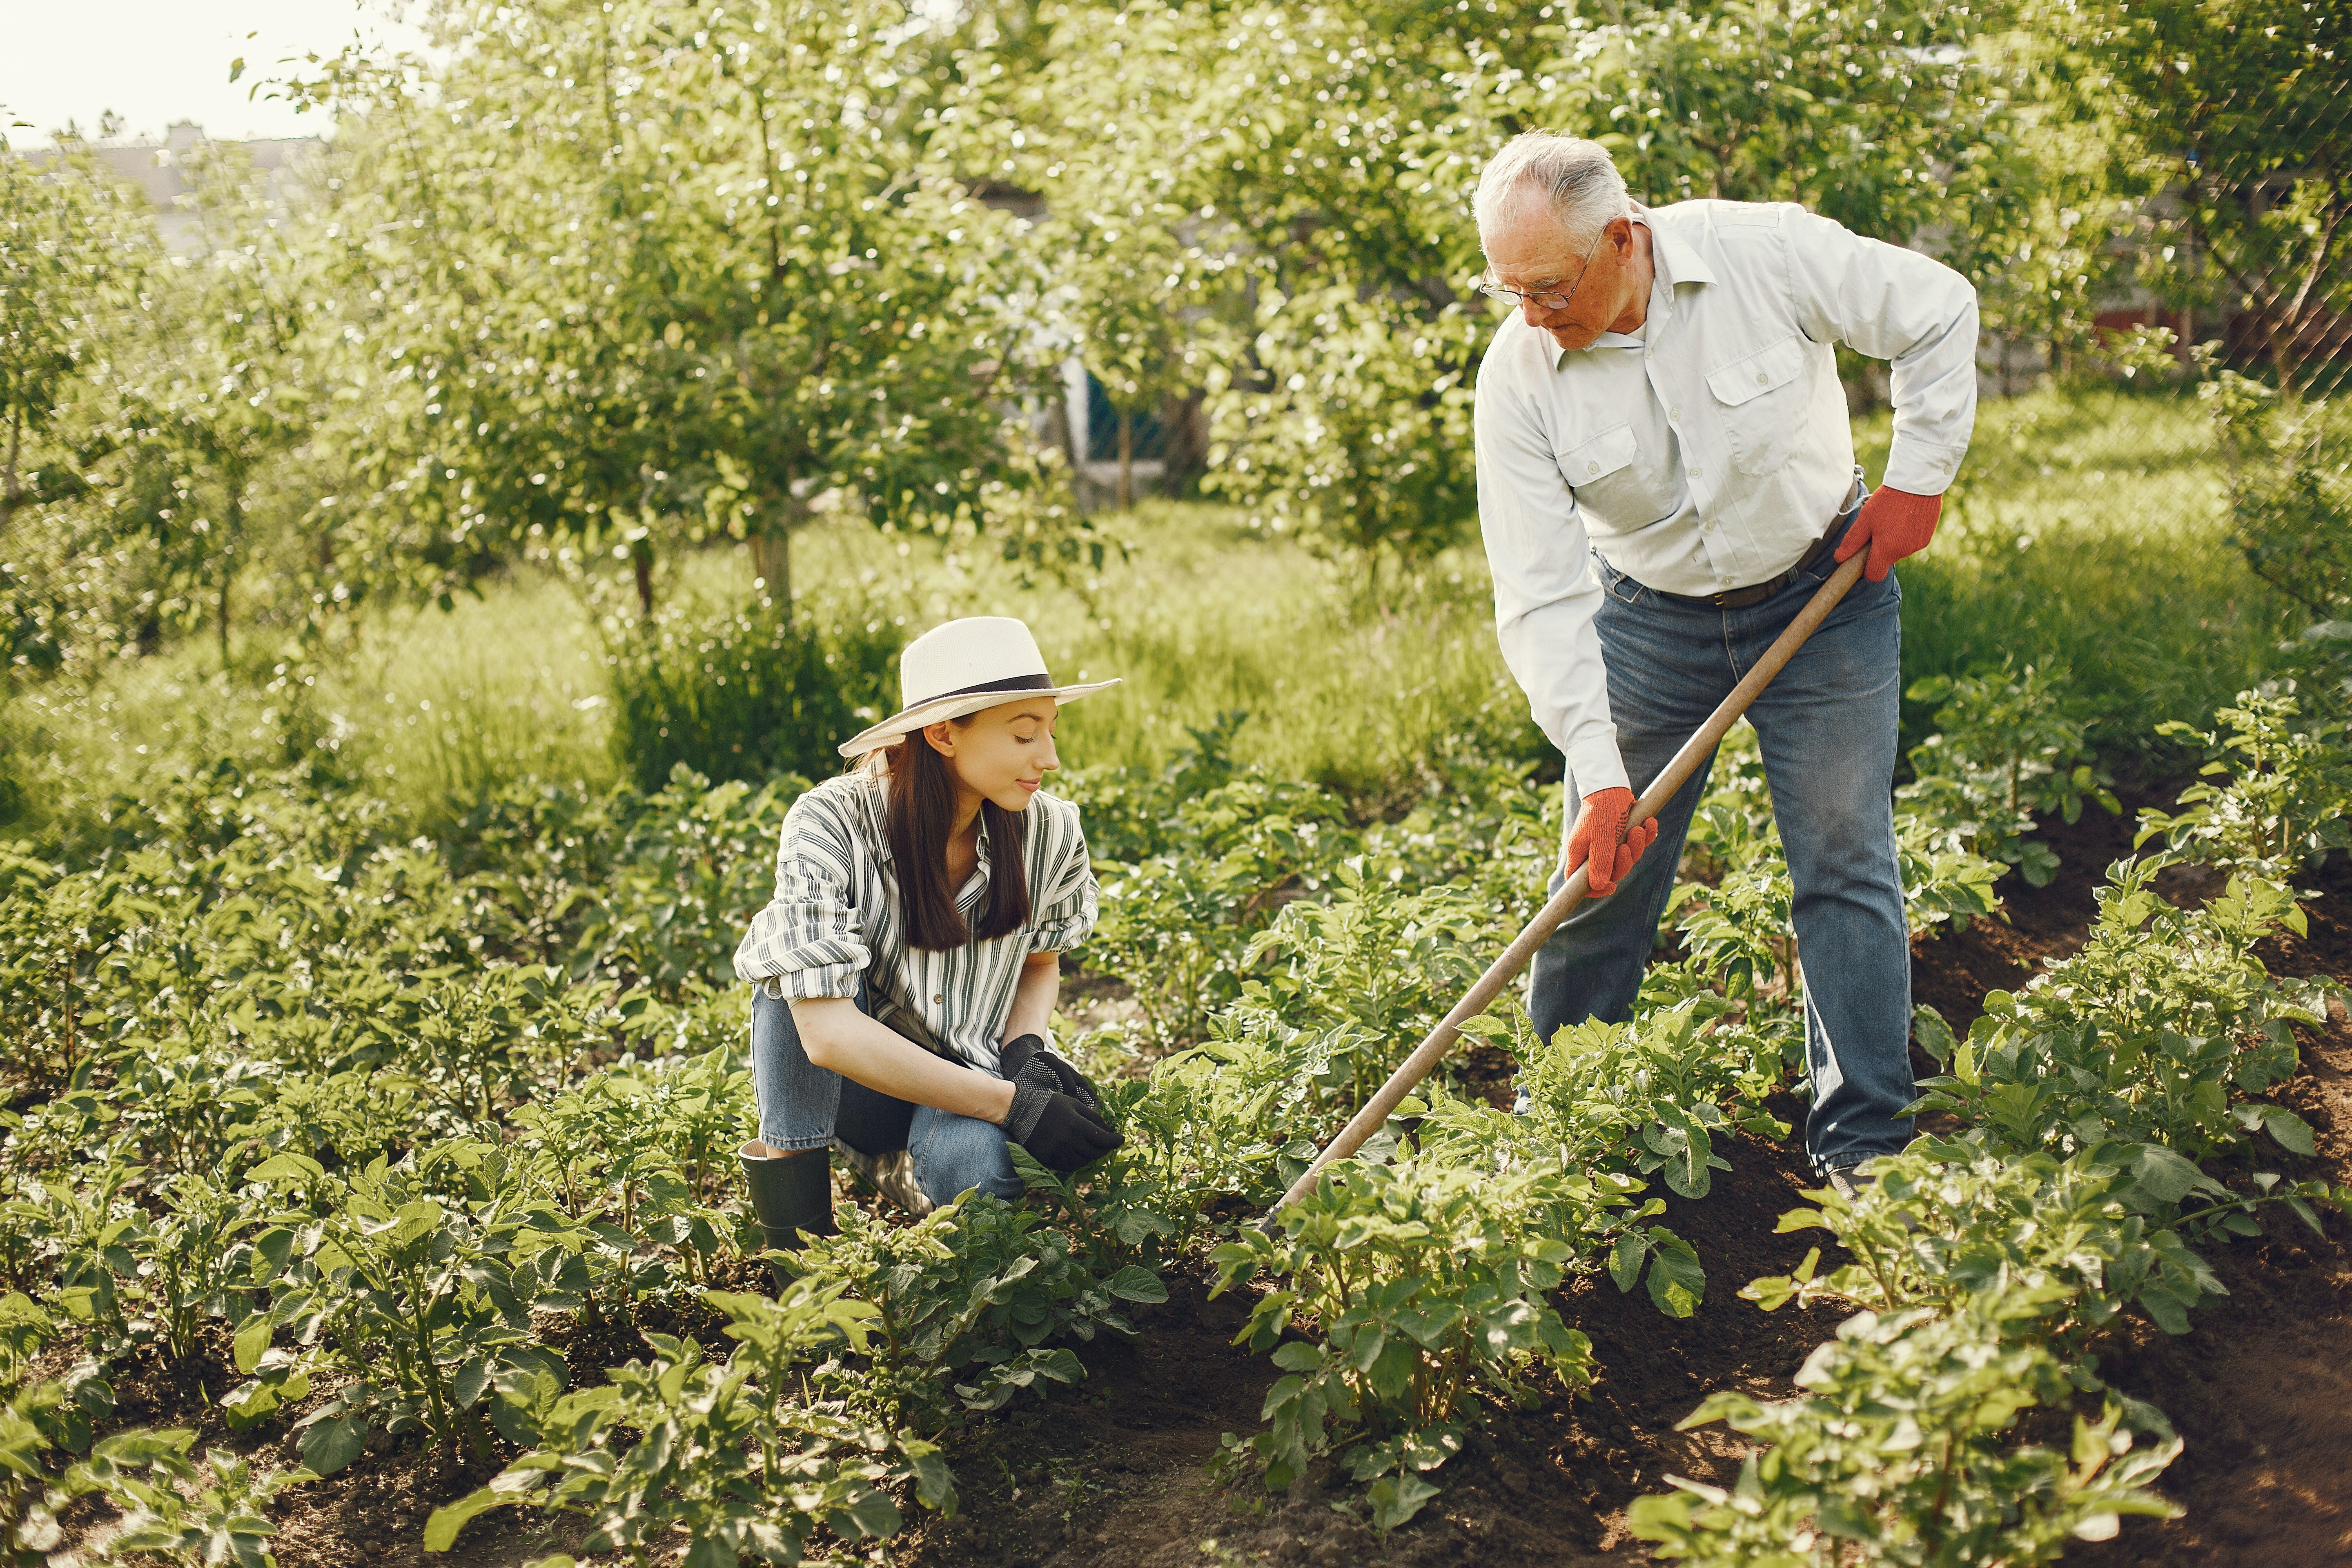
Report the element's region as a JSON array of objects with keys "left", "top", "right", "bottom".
[{"left": 913, "top": 1112, "right": 1023, "bottom": 1206}]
